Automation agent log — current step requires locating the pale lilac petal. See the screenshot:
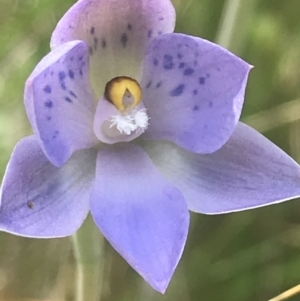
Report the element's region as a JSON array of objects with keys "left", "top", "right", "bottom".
[
  {"left": 0, "top": 136, "right": 97, "bottom": 238},
  {"left": 25, "top": 40, "right": 97, "bottom": 167},
  {"left": 51, "top": 0, "right": 175, "bottom": 96},
  {"left": 90, "top": 143, "right": 189, "bottom": 293},
  {"left": 141, "top": 33, "right": 251, "bottom": 154},
  {"left": 142, "top": 123, "right": 300, "bottom": 214}
]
